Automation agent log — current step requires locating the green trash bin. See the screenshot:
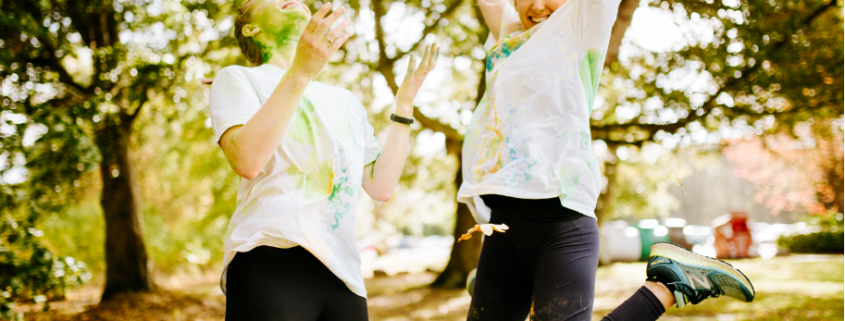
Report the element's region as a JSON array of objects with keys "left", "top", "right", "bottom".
[{"left": 637, "top": 226, "right": 671, "bottom": 260}]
